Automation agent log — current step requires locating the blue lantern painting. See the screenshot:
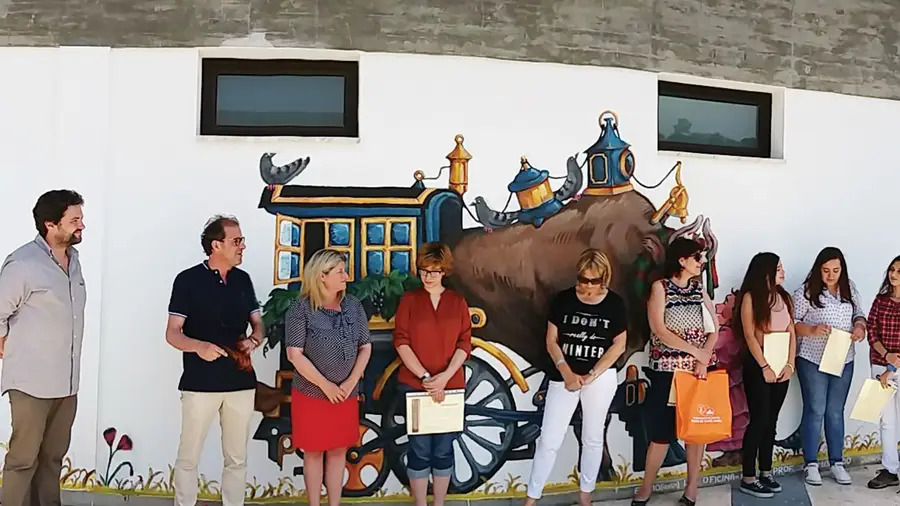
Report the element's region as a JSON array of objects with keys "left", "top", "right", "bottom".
[
  {"left": 582, "top": 110, "right": 636, "bottom": 196},
  {"left": 506, "top": 157, "right": 565, "bottom": 228}
]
